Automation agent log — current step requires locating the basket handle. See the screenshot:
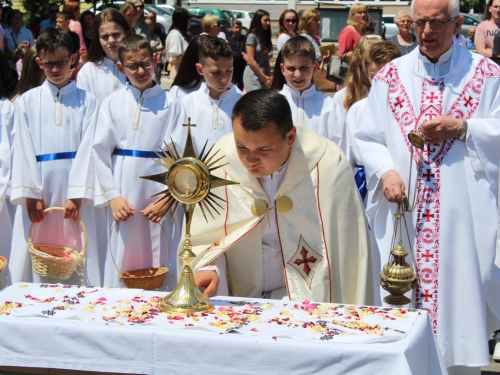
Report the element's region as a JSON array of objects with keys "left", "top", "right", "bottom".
[
  {"left": 28, "top": 207, "right": 87, "bottom": 261},
  {"left": 108, "top": 218, "right": 170, "bottom": 276}
]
